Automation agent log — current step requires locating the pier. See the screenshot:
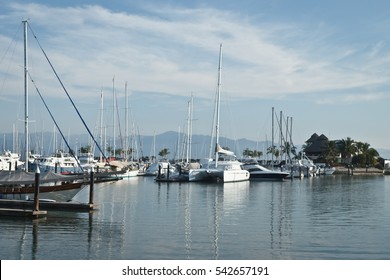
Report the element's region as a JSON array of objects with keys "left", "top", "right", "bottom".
[
  {"left": 0, "top": 207, "right": 47, "bottom": 218},
  {"left": 0, "top": 199, "right": 94, "bottom": 212},
  {"left": 0, "top": 170, "right": 97, "bottom": 217}
]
